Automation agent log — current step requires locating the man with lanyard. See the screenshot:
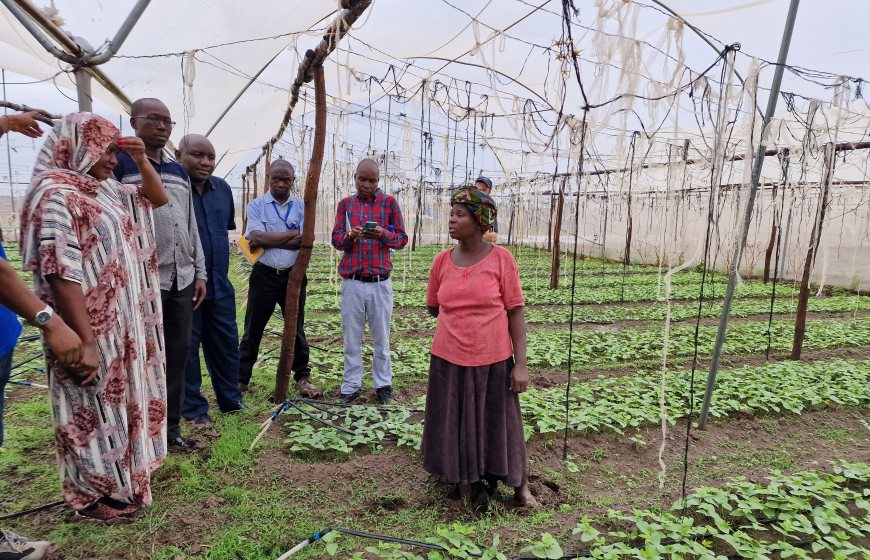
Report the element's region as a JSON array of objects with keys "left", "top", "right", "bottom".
[
  {"left": 238, "top": 159, "right": 320, "bottom": 398},
  {"left": 114, "top": 98, "right": 206, "bottom": 450},
  {"left": 0, "top": 111, "right": 83, "bottom": 559},
  {"left": 331, "top": 158, "right": 408, "bottom": 405},
  {"left": 176, "top": 135, "right": 244, "bottom": 428},
  {"left": 475, "top": 176, "right": 499, "bottom": 243}
]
